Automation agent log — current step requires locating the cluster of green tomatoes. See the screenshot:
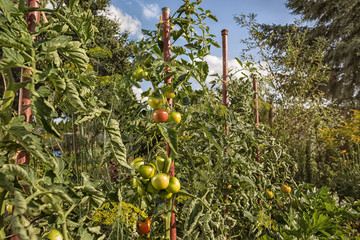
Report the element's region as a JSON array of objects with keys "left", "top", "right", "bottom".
[{"left": 131, "top": 156, "right": 181, "bottom": 200}]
